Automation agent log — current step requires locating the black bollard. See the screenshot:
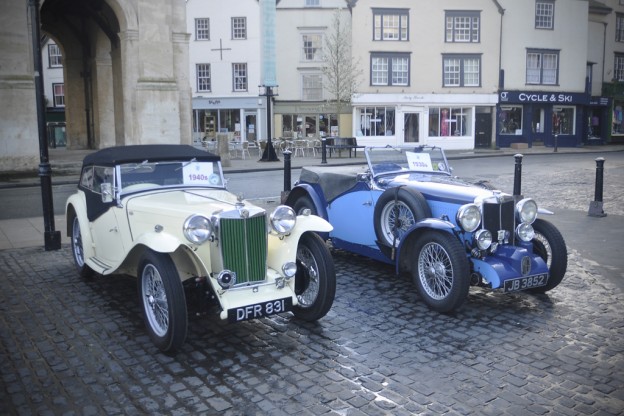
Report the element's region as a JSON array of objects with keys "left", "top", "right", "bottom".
[
  {"left": 513, "top": 153, "right": 523, "bottom": 197},
  {"left": 321, "top": 138, "right": 327, "bottom": 164},
  {"left": 553, "top": 134, "right": 558, "bottom": 153},
  {"left": 283, "top": 150, "right": 292, "bottom": 192},
  {"left": 588, "top": 157, "right": 607, "bottom": 217}
]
